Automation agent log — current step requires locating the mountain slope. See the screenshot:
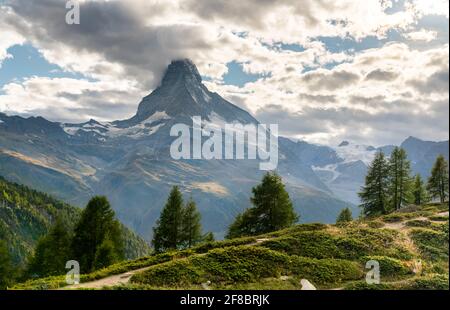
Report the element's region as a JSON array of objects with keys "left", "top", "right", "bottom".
[
  {"left": 311, "top": 138, "right": 449, "bottom": 204},
  {"left": 13, "top": 202, "right": 449, "bottom": 290},
  {"left": 0, "top": 177, "right": 150, "bottom": 265},
  {"left": 0, "top": 60, "right": 352, "bottom": 239}
]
